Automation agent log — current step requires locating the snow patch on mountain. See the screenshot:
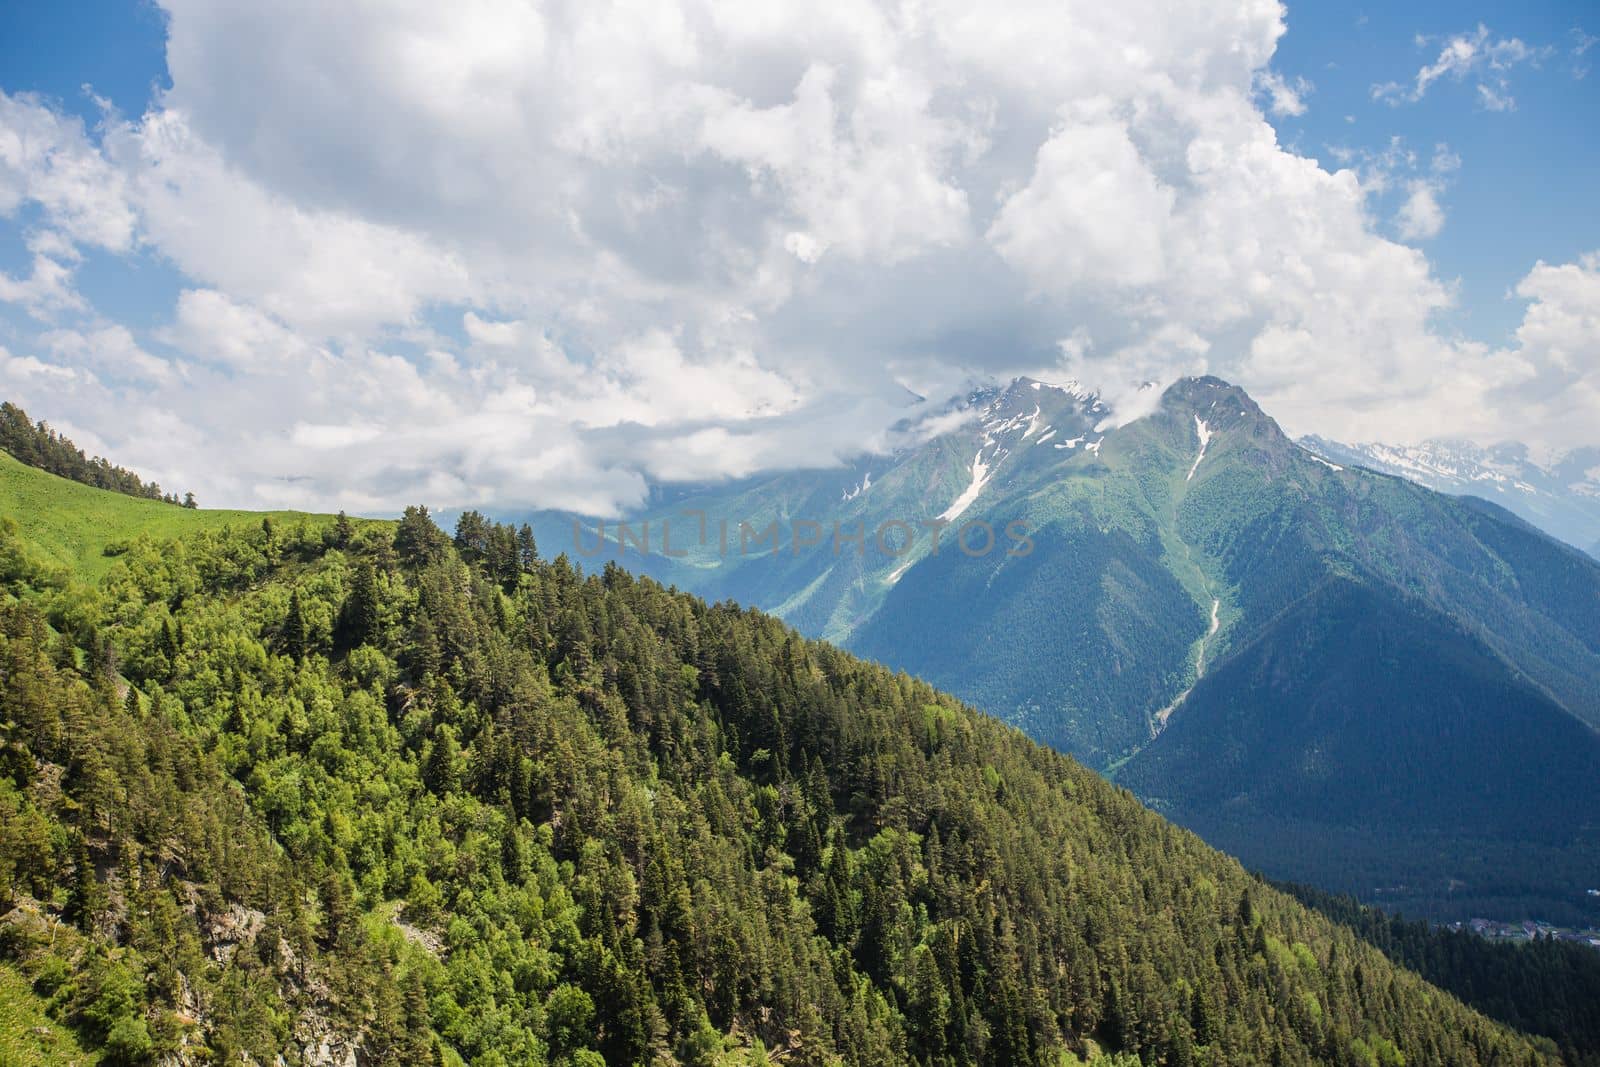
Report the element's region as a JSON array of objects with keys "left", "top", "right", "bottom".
[
  {"left": 939, "top": 447, "right": 997, "bottom": 522},
  {"left": 1302, "top": 449, "right": 1343, "bottom": 472},
  {"left": 841, "top": 470, "right": 873, "bottom": 502},
  {"left": 1186, "top": 417, "right": 1212, "bottom": 482},
  {"left": 885, "top": 554, "right": 917, "bottom": 586}
]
